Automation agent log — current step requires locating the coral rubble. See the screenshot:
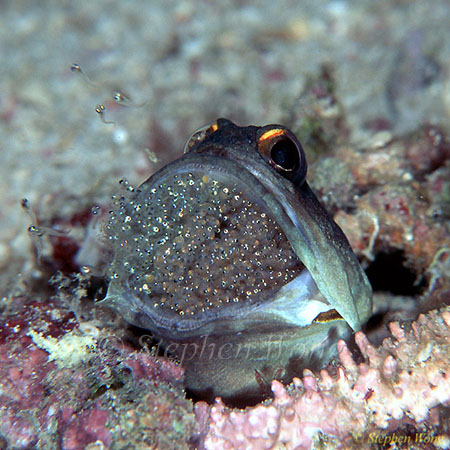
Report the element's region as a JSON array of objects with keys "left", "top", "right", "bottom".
[
  {"left": 0, "top": 298, "right": 197, "bottom": 449},
  {"left": 200, "top": 307, "right": 450, "bottom": 450}
]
